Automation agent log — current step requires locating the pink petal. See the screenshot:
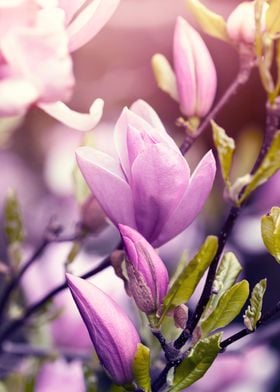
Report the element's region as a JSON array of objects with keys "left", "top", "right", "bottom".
[
  {"left": 154, "top": 151, "right": 216, "bottom": 247},
  {"left": 57, "top": 0, "right": 87, "bottom": 25},
  {"left": 131, "top": 143, "right": 190, "bottom": 243},
  {"left": 67, "top": 0, "right": 120, "bottom": 52},
  {"left": 76, "top": 146, "right": 136, "bottom": 227},
  {"left": 174, "top": 17, "right": 217, "bottom": 118},
  {"left": 130, "top": 99, "right": 178, "bottom": 149},
  {"left": 66, "top": 274, "right": 140, "bottom": 384},
  {"left": 38, "top": 98, "right": 104, "bottom": 131},
  {"left": 1, "top": 7, "right": 74, "bottom": 103},
  {"left": 0, "top": 77, "right": 38, "bottom": 116}
]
